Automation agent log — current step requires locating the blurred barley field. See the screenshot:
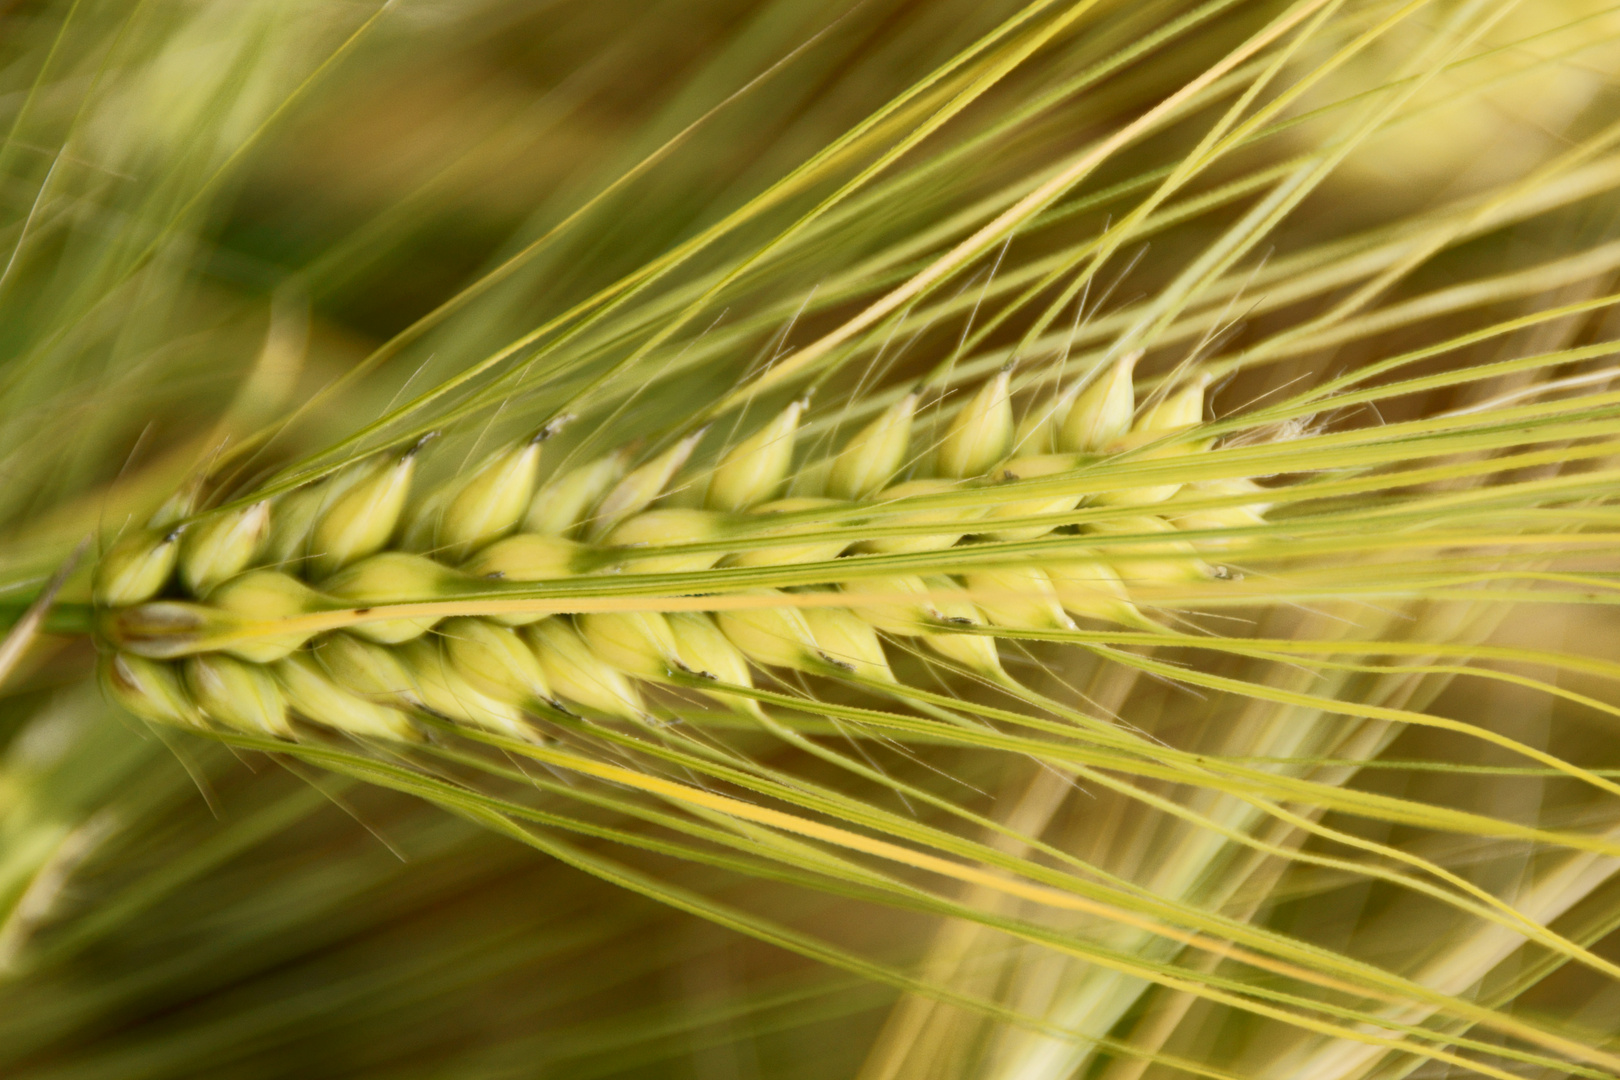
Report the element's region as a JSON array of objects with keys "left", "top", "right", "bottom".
[{"left": 2, "top": 1, "right": 1620, "bottom": 1078}]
